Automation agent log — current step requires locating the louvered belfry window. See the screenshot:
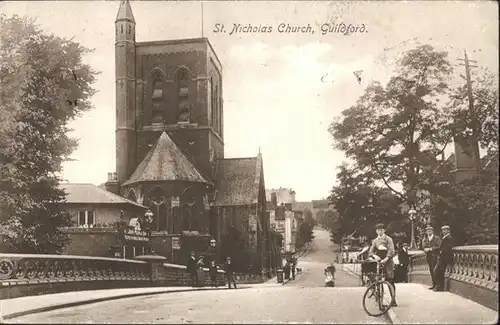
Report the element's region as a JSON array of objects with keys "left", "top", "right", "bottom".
[
  {"left": 177, "top": 69, "right": 190, "bottom": 123},
  {"left": 151, "top": 71, "right": 164, "bottom": 124}
]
